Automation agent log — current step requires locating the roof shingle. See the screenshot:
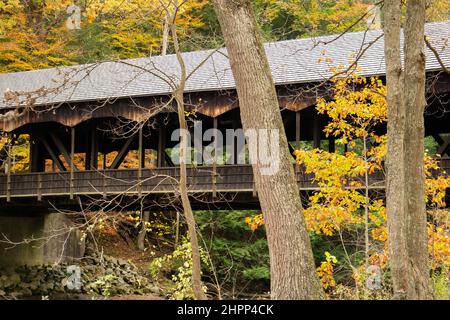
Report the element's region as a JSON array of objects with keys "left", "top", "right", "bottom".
[{"left": 1, "top": 20, "right": 449, "bottom": 109}]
